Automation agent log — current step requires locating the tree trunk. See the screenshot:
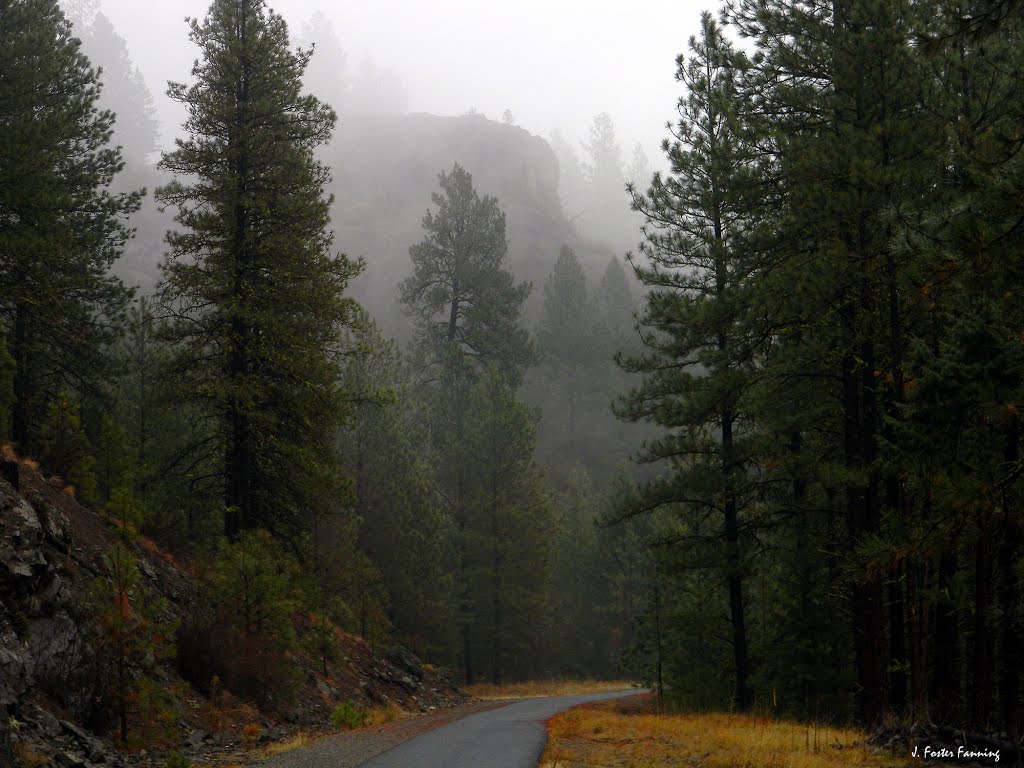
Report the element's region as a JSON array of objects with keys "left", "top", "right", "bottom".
[
  {"left": 931, "top": 548, "right": 960, "bottom": 723},
  {"left": 889, "top": 565, "right": 908, "bottom": 717},
  {"left": 654, "top": 584, "right": 664, "bottom": 713},
  {"left": 722, "top": 408, "right": 752, "bottom": 711},
  {"left": 907, "top": 559, "right": 930, "bottom": 724},
  {"left": 490, "top": 485, "right": 503, "bottom": 687},
  {"left": 999, "top": 411, "right": 1022, "bottom": 760},
  {"left": 447, "top": 290, "right": 460, "bottom": 343},
  {"left": 225, "top": 6, "right": 251, "bottom": 542},
  {"left": 225, "top": 405, "right": 250, "bottom": 542},
  {"left": 844, "top": 341, "right": 886, "bottom": 725},
  {"left": 10, "top": 301, "right": 31, "bottom": 448},
  {"left": 972, "top": 523, "right": 995, "bottom": 728},
  {"left": 462, "top": 619, "right": 474, "bottom": 685}
]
